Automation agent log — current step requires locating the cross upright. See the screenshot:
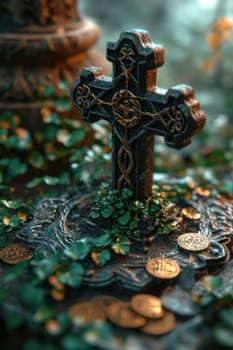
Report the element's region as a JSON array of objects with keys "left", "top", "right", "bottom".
[{"left": 72, "top": 30, "right": 206, "bottom": 201}]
